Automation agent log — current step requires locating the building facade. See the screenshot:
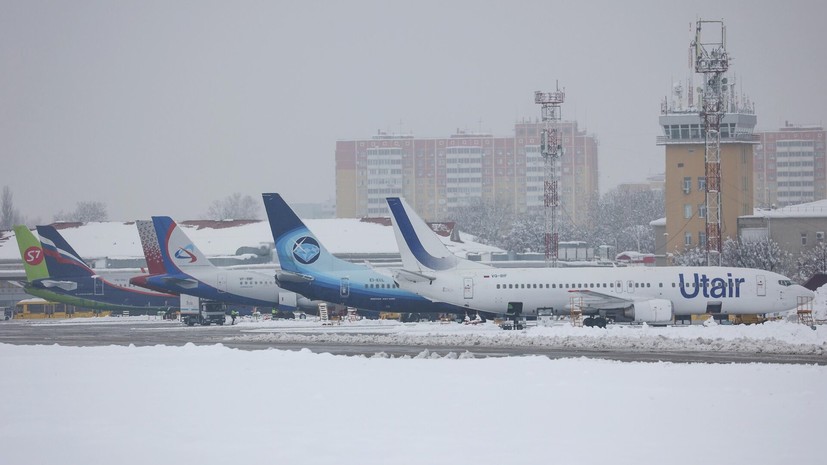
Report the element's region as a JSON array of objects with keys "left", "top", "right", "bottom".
[
  {"left": 753, "top": 124, "right": 827, "bottom": 209},
  {"left": 657, "top": 107, "right": 758, "bottom": 255},
  {"left": 738, "top": 199, "right": 827, "bottom": 257},
  {"left": 335, "top": 120, "right": 599, "bottom": 223}
]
